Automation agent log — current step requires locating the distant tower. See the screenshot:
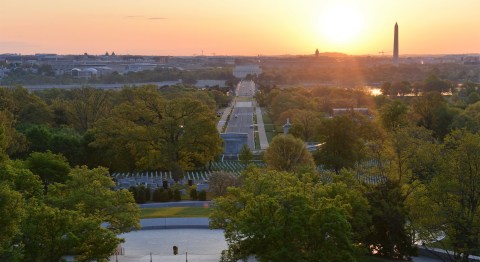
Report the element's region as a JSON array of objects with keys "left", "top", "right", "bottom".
[{"left": 393, "top": 22, "right": 399, "bottom": 66}]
